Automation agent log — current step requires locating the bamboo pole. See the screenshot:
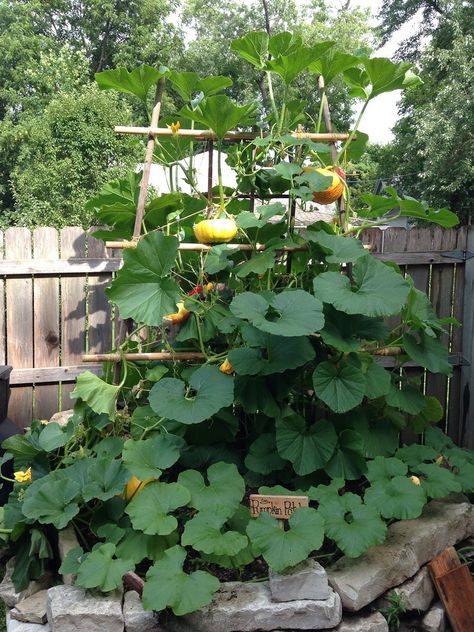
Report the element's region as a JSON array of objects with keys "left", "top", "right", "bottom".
[
  {"left": 114, "top": 126, "right": 353, "bottom": 143},
  {"left": 83, "top": 352, "right": 206, "bottom": 363},
  {"left": 105, "top": 240, "right": 309, "bottom": 252}
]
